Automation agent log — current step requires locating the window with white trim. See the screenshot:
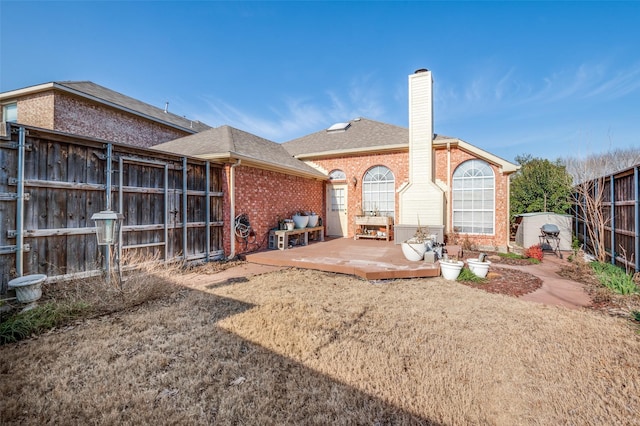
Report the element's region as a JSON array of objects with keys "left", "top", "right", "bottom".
[
  {"left": 362, "top": 165, "right": 395, "bottom": 217},
  {"left": 452, "top": 159, "right": 494, "bottom": 234},
  {"left": 328, "top": 169, "right": 346, "bottom": 181},
  {"left": 2, "top": 102, "right": 17, "bottom": 122}
]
